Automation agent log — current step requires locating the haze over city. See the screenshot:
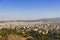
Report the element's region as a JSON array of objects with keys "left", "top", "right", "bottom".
[{"left": 0, "top": 0, "right": 60, "bottom": 21}]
